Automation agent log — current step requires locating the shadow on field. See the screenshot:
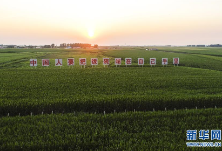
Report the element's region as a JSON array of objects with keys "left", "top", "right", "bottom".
[{"left": 1, "top": 96, "right": 221, "bottom": 117}]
